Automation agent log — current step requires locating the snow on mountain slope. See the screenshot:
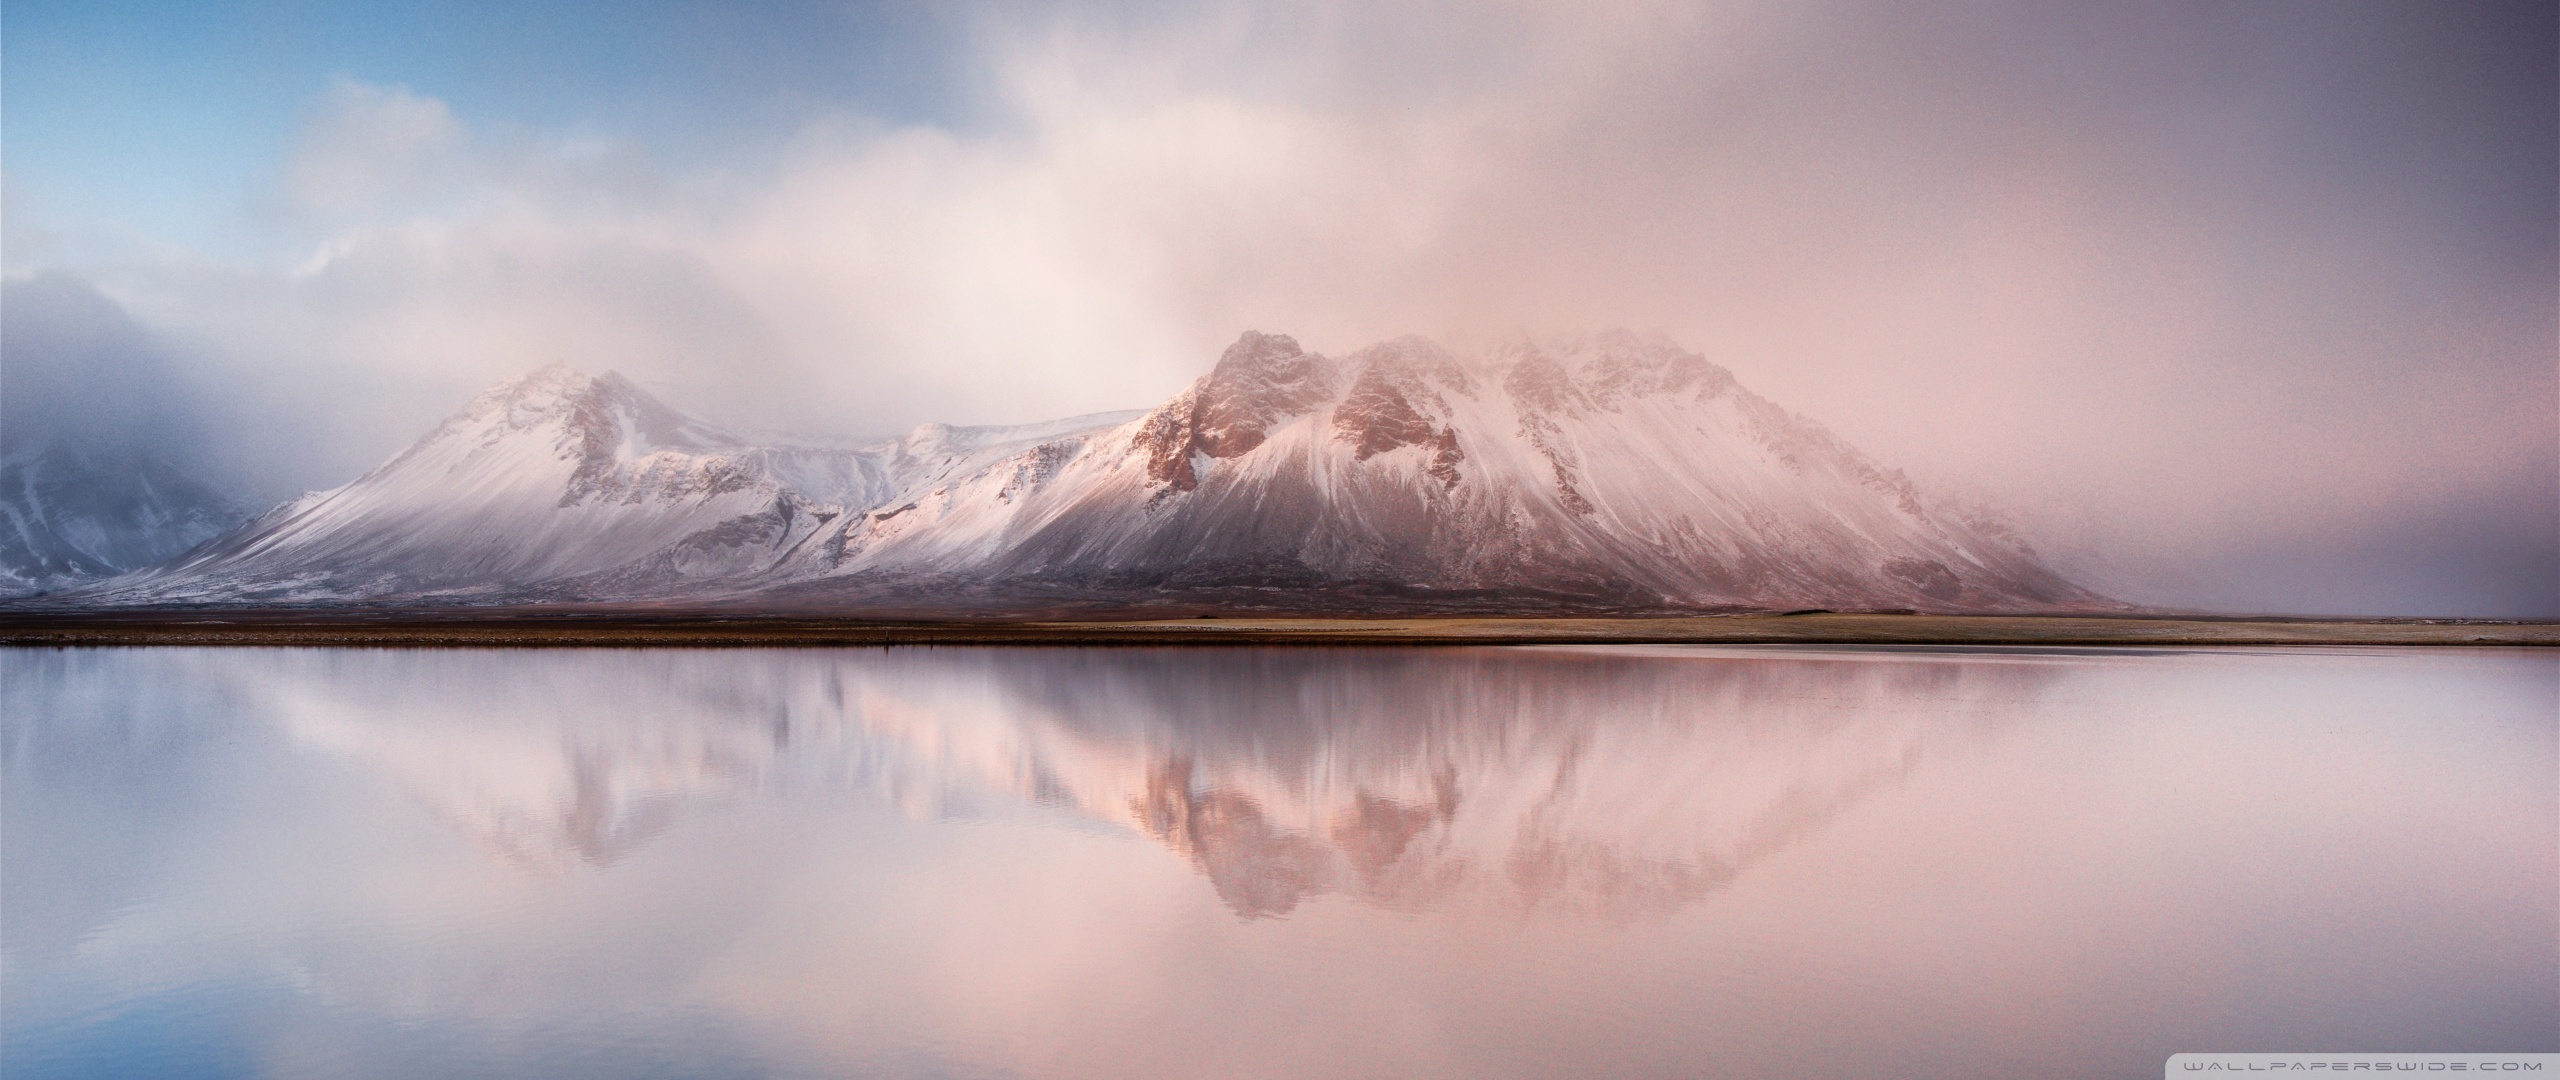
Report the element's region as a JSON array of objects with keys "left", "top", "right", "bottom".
[
  {"left": 88, "top": 365, "right": 1132, "bottom": 603},
  {"left": 785, "top": 331, "right": 2103, "bottom": 611},
  {"left": 69, "top": 331, "right": 2108, "bottom": 612}
]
